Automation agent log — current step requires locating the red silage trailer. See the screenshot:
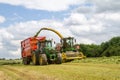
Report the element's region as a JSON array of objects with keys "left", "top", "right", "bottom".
[{"left": 21, "top": 36, "right": 46, "bottom": 64}]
